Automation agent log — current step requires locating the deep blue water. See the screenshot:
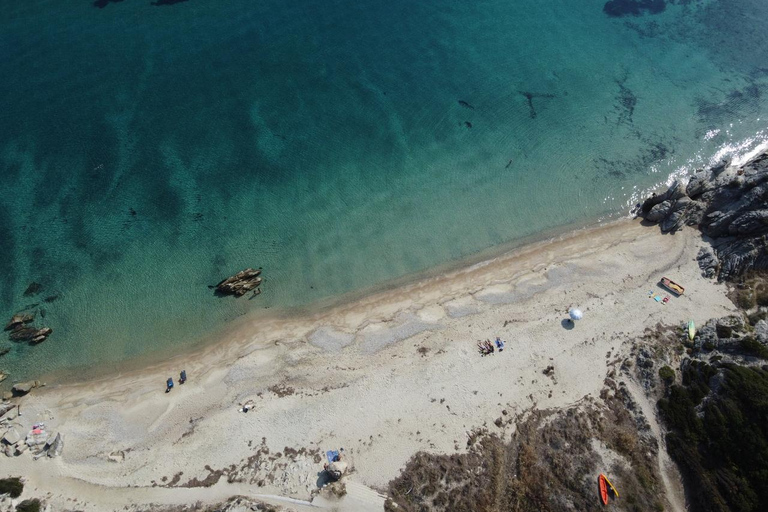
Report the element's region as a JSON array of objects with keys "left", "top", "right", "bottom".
[{"left": 1, "top": 0, "right": 767, "bottom": 382}]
